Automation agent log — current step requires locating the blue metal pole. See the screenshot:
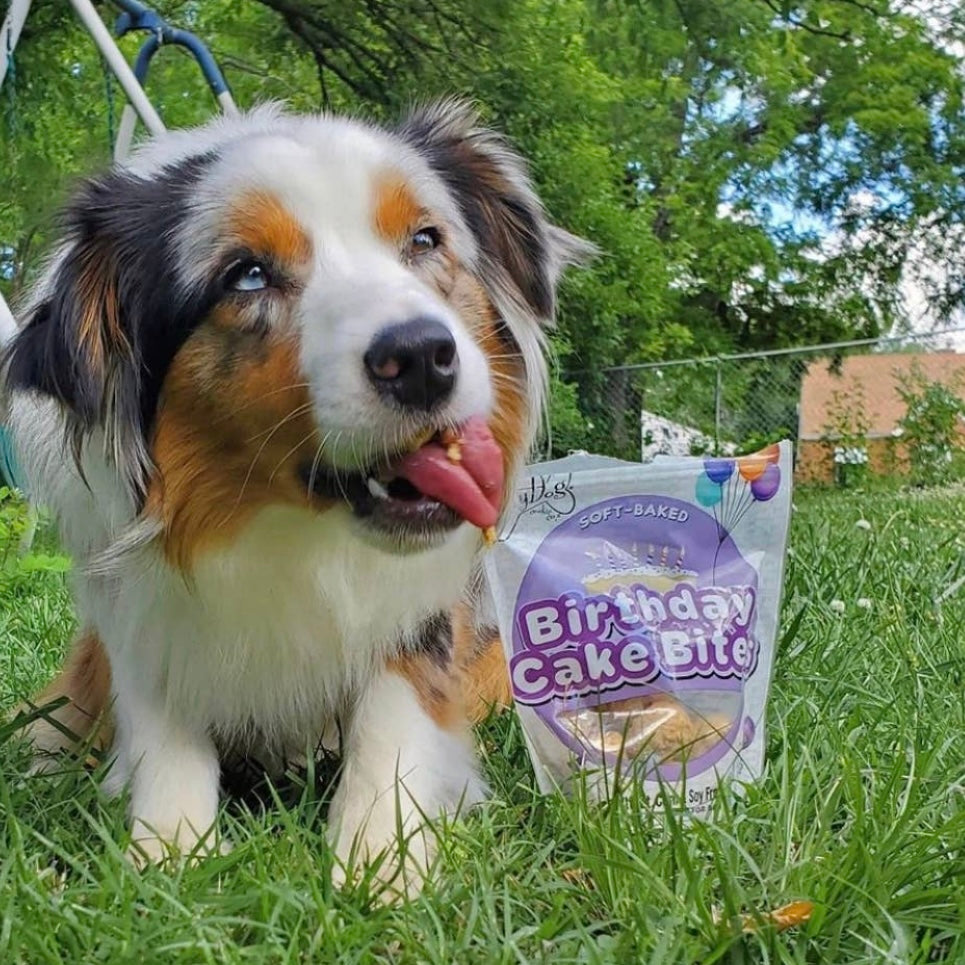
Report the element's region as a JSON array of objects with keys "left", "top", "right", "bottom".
[{"left": 113, "top": 1, "right": 235, "bottom": 103}]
